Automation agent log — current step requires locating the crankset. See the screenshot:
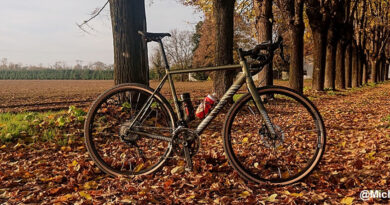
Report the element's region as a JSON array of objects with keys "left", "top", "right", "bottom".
[
  {"left": 172, "top": 127, "right": 200, "bottom": 157},
  {"left": 172, "top": 127, "right": 200, "bottom": 171}
]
